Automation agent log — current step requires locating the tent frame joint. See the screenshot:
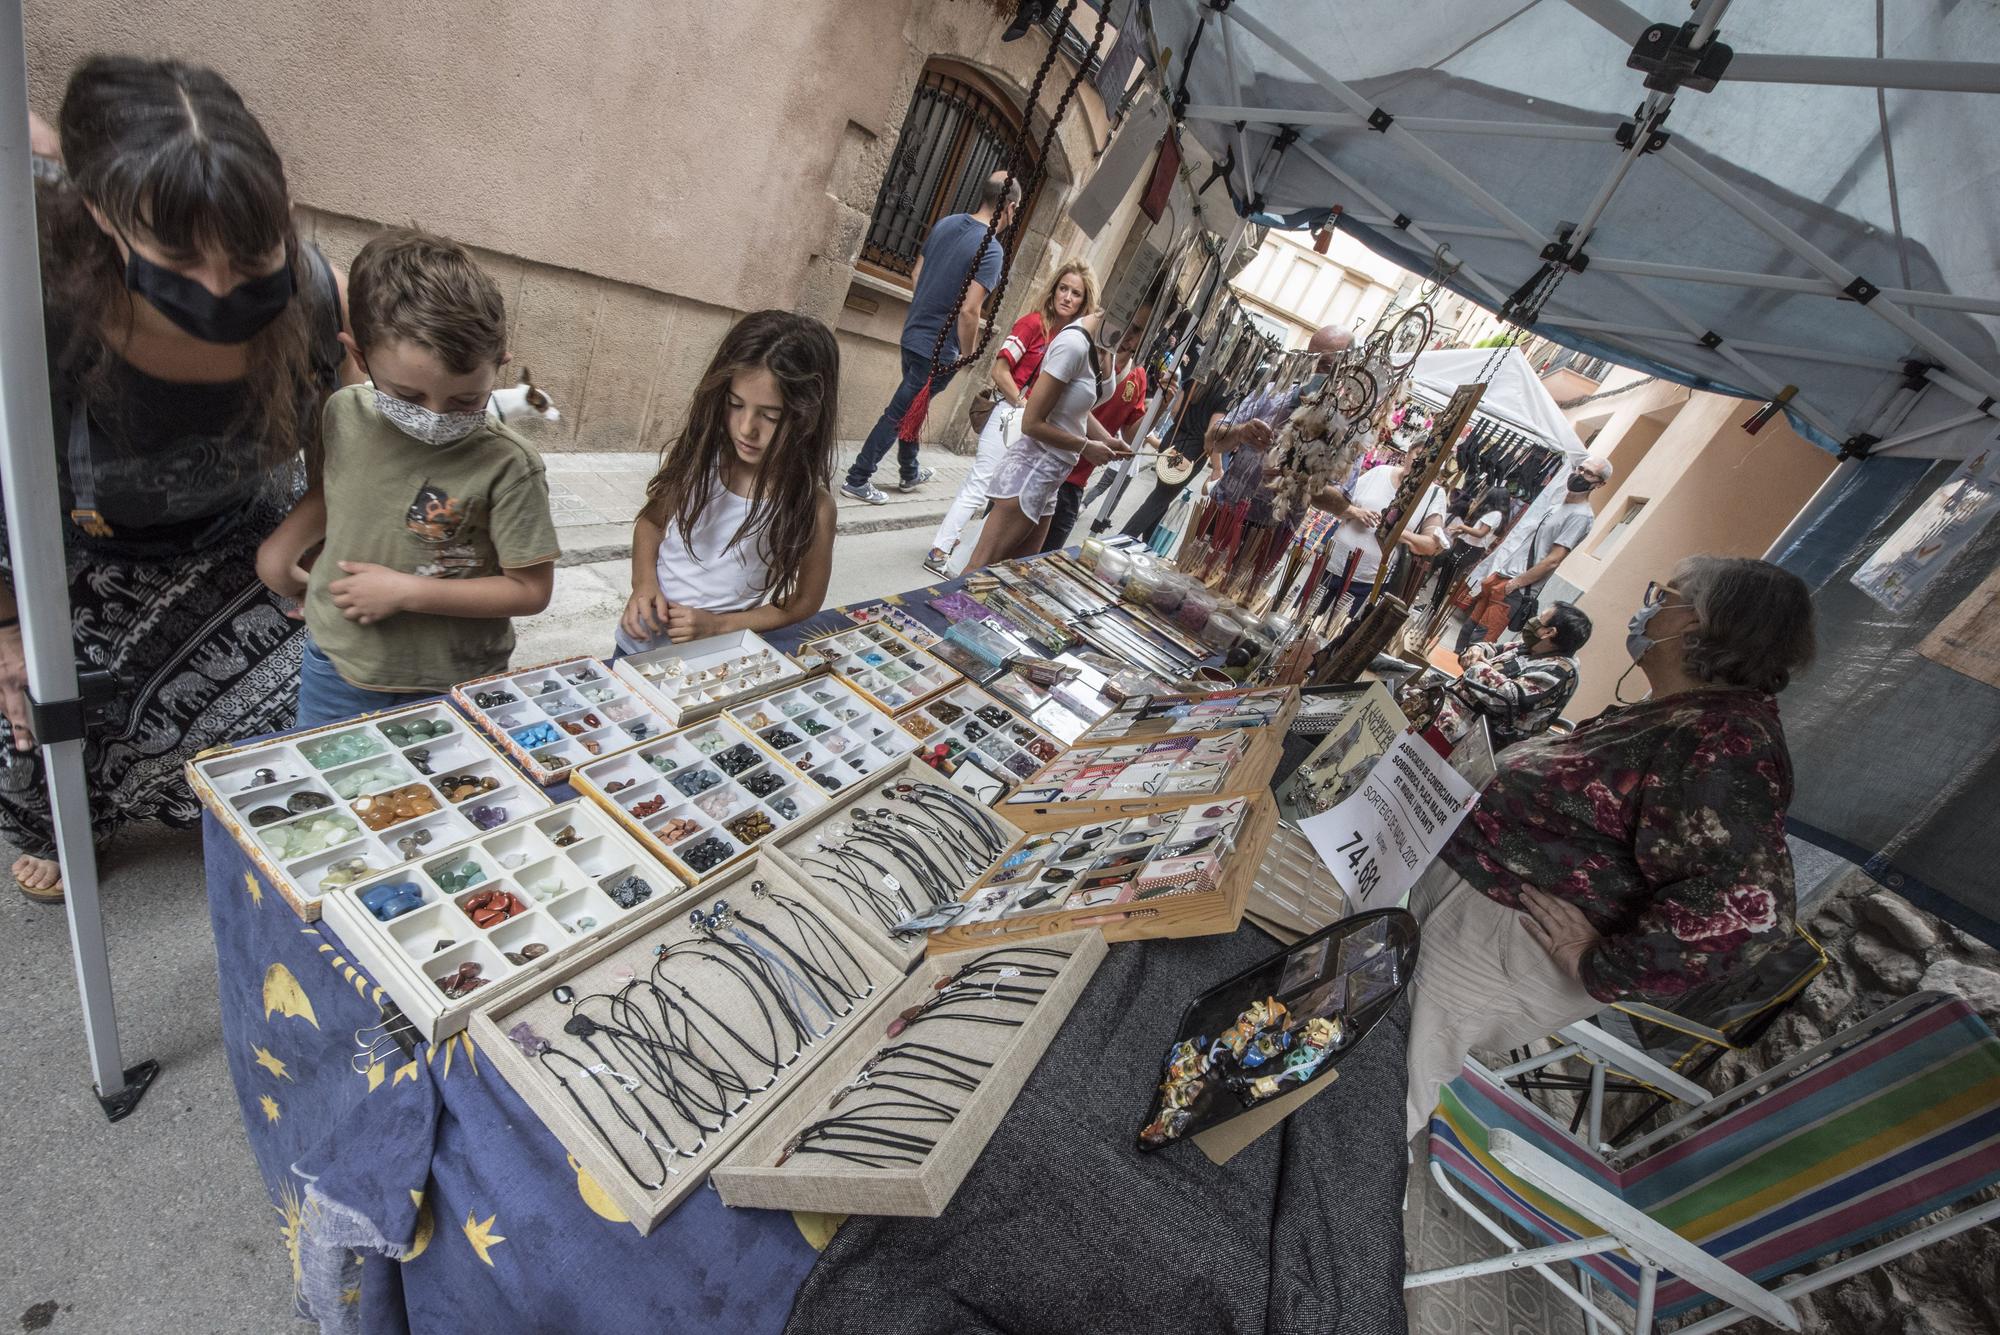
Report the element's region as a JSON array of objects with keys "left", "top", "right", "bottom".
[
  {"left": 27, "top": 667, "right": 117, "bottom": 746},
  {"left": 1367, "top": 107, "right": 1394, "bottom": 133},
  {"left": 1837, "top": 433, "right": 1879, "bottom": 461},
  {"left": 1699, "top": 330, "right": 1724, "bottom": 349},
  {"left": 1843, "top": 275, "right": 1879, "bottom": 305},
  {"left": 97, "top": 1058, "right": 160, "bottom": 1124},
  {"left": 1629, "top": 19, "right": 1735, "bottom": 94}
]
